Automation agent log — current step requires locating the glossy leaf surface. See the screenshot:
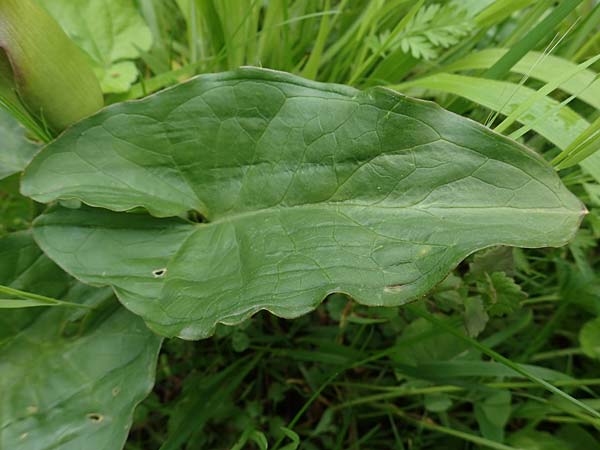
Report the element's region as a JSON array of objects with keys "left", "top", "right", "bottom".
[
  {"left": 0, "top": 231, "right": 162, "bottom": 449},
  {"left": 23, "top": 68, "right": 585, "bottom": 339}
]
